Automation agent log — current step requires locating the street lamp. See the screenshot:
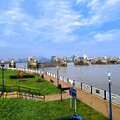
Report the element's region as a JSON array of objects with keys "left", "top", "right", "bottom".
[
  {"left": 42, "top": 65, "right": 44, "bottom": 79},
  {"left": 1, "top": 60, "right": 5, "bottom": 93},
  {"left": 108, "top": 71, "right": 112, "bottom": 120},
  {"left": 56, "top": 66, "right": 59, "bottom": 87}
]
